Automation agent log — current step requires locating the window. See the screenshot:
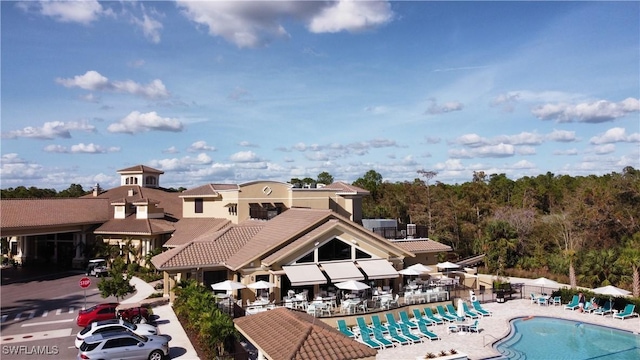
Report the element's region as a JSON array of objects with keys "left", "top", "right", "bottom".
[
  {"left": 228, "top": 204, "right": 237, "bottom": 215},
  {"left": 318, "top": 238, "right": 351, "bottom": 262},
  {"left": 195, "top": 198, "right": 203, "bottom": 213},
  {"left": 355, "top": 248, "right": 372, "bottom": 259},
  {"left": 297, "top": 252, "right": 314, "bottom": 263},
  {"left": 145, "top": 176, "right": 156, "bottom": 185}
]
